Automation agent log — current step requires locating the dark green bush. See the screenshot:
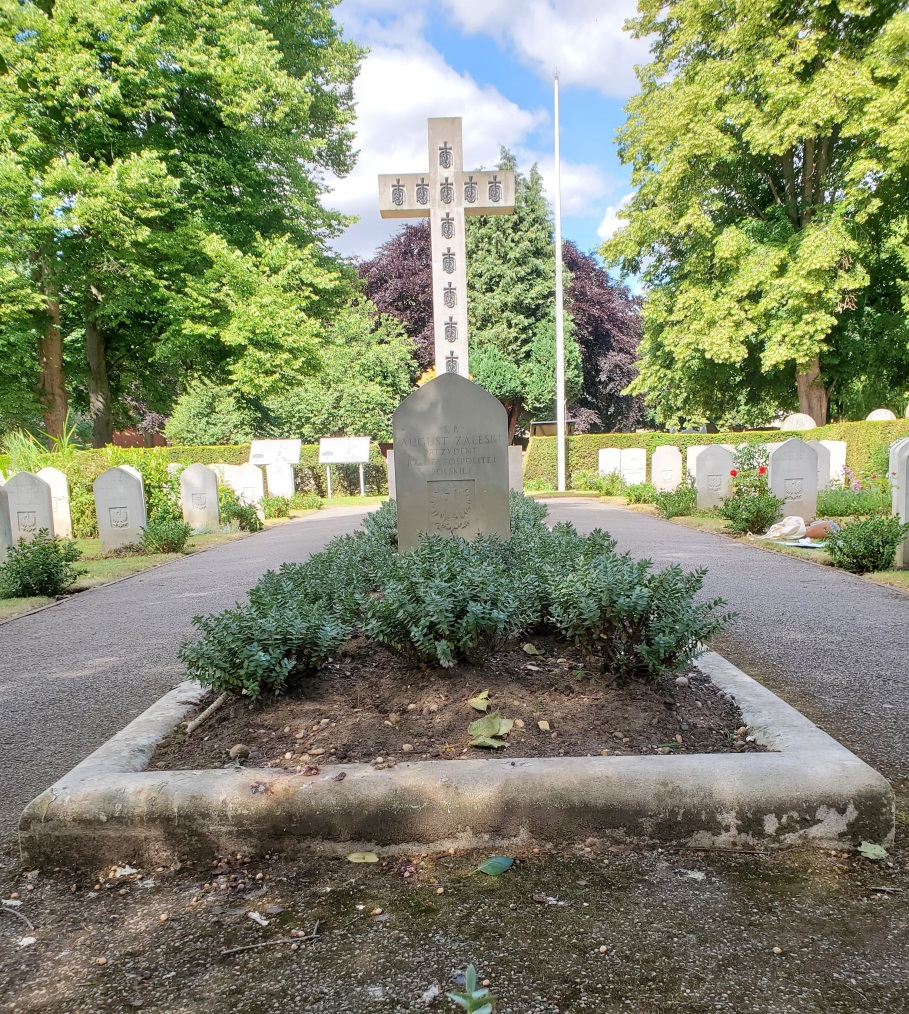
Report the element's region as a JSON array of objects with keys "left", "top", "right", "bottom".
[
  {"left": 624, "top": 481, "right": 657, "bottom": 504},
  {"left": 140, "top": 516, "right": 193, "bottom": 554},
  {"left": 0, "top": 530, "right": 83, "bottom": 597},
  {"left": 825, "top": 516, "right": 909, "bottom": 574},
  {"left": 261, "top": 495, "right": 293, "bottom": 519},
  {"left": 817, "top": 487, "right": 890, "bottom": 518},
  {"left": 654, "top": 482, "right": 697, "bottom": 518},
  {"left": 219, "top": 487, "right": 263, "bottom": 532},
  {"left": 362, "top": 498, "right": 398, "bottom": 546},
  {"left": 547, "top": 556, "right": 733, "bottom": 681},
  {"left": 509, "top": 489, "right": 549, "bottom": 533},
  {"left": 180, "top": 603, "right": 348, "bottom": 699},
  {"left": 361, "top": 534, "right": 536, "bottom": 667}
]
